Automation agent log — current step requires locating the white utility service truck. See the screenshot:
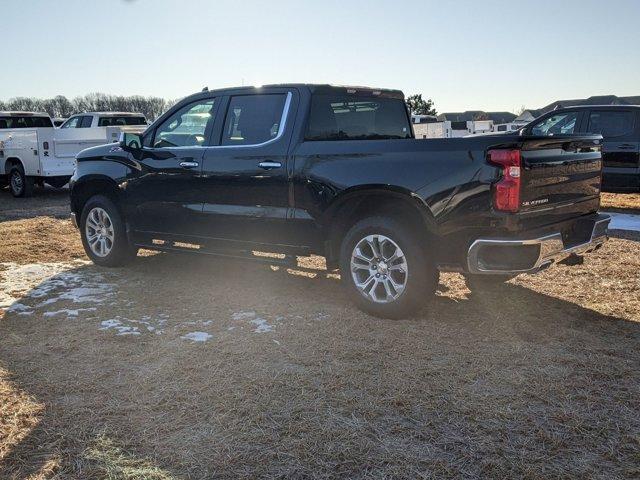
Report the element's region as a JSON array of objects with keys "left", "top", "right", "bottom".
[{"left": 0, "top": 111, "right": 147, "bottom": 197}]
